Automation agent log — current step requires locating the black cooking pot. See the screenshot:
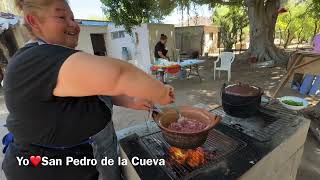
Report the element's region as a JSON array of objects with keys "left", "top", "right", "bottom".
[{"left": 221, "top": 83, "right": 264, "bottom": 118}]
